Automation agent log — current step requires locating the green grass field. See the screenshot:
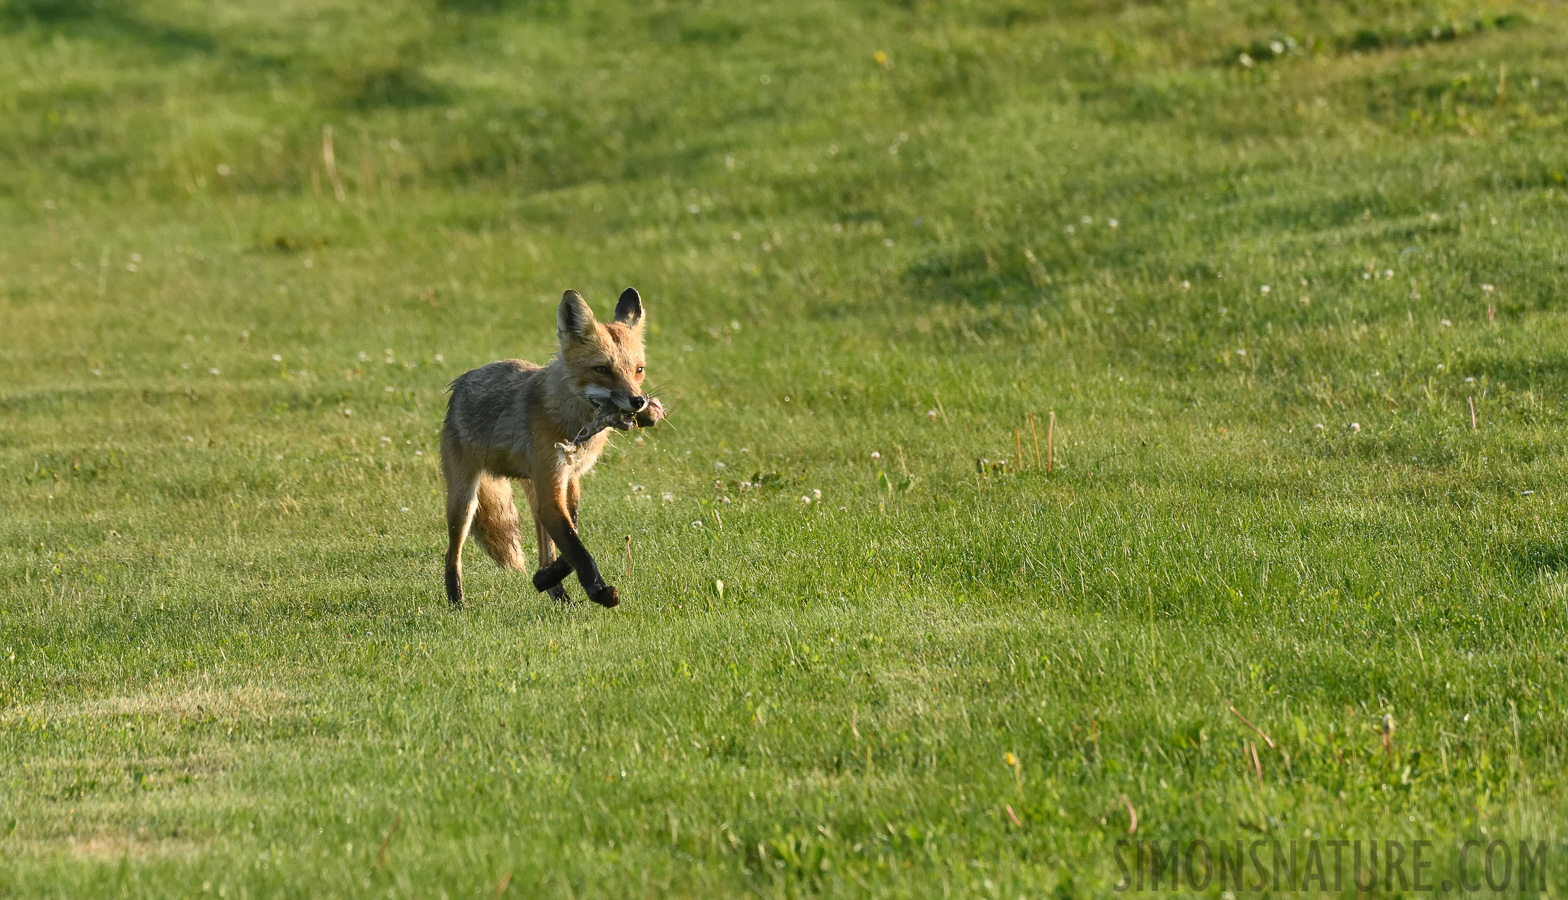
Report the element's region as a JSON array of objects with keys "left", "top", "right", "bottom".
[{"left": 3, "top": 0, "right": 1567, "bottom": 895}]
